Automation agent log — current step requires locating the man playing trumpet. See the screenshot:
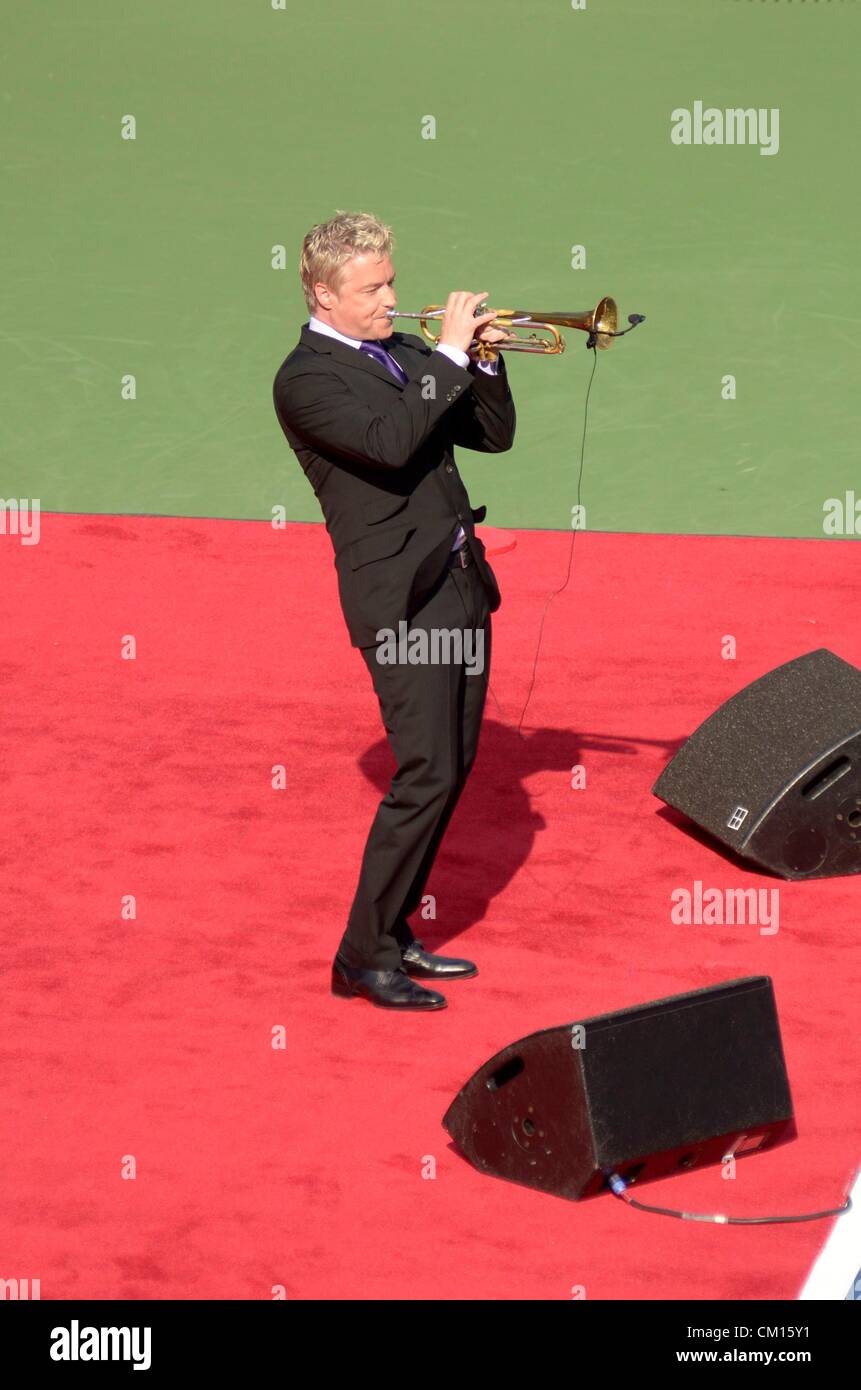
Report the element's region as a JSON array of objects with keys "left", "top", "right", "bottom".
[{"left": 273, "top": 210, "right": 516, "bottom": 1012}]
